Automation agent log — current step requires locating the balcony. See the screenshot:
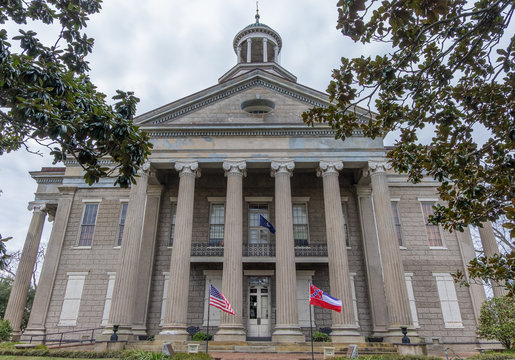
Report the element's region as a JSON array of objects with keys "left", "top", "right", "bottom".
[
  {"left": 191, "top": 242, "right": 224, "bottom": 256},
  {"left": 294, "top": 243, "right": 328, "bottom": 257},
  {"left": 190, "top": 241, "right": 328, "bottom": 258},
  {"left": 243, "top": 243, "right": 276, "bottom": 257}
]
